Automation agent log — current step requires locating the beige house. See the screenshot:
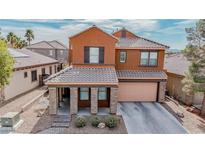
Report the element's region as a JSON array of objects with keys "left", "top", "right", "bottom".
[
  {"left": 0, "top": 48, "right": 59, "bottom": 104},
  {"left": 165, "top": 53, "right": 204, "bottom": 109}
]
